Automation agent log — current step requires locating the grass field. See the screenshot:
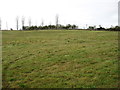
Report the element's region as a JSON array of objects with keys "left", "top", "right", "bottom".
[{"left": 2, "top": 30, "right": 118, "bottom": 88}]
